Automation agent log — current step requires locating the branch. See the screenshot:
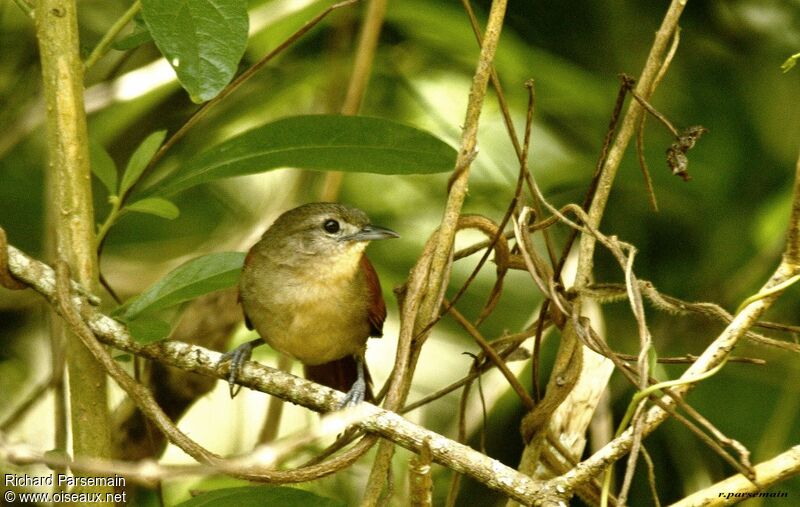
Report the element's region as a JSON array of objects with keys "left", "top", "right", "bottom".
[
  {"left": 784, "top": 147, "right": 800, "bottom": 265},
  {"left": 320, "top": 0, "right": 389, "bottom": 201},
  {"left": 34, "top": 0, "right": 113, "bottom": 492},
  {"left": 364, "top": 0, "right": 510, "bottom": 501},
  {"left": 536, "top": 145, "right": 800, "bottom": 497},
  {"left": 53, "top": 261, "right": 218, "bottom": 465},
  {"left": 669, "top": 445, "right": 800, "bottom": 507},
  {"left": 11, "top": 0, "right": 33, "bottom": 18},
  {"left": 3, "top": 238, "right": 548, "bottom": 505},
  {"left": 517, "top": 0, "right": 690, "bottom": 495},
  {"left": 419, "top": 0, "right": 508, "bottom": 323},
  {"left": 83, "top": 0, "right": 142, "bottom": 70},
  {"left": 2, "top": 405, "right": 377, "bottom": 486},
  {"left": 575, "top": 0, "right": 688, "bottom": 280}
]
